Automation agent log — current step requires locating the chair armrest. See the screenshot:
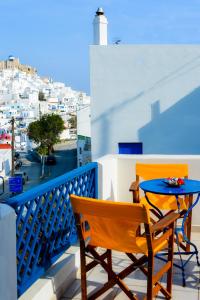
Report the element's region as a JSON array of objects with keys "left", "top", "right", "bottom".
[
  {"left": 129, "top": 181, "right": 139, "bottom": 192},
  {"left": 129, "top": 181, "right": 140, "bottom": 203},
  {"left": 151, "top": 212, "right": 180, "bottom": 232}
]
